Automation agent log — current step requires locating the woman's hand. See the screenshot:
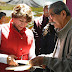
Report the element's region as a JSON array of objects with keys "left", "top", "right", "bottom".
[{"left": 7, "top": 55, "right": 18, "bottom": 66}]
